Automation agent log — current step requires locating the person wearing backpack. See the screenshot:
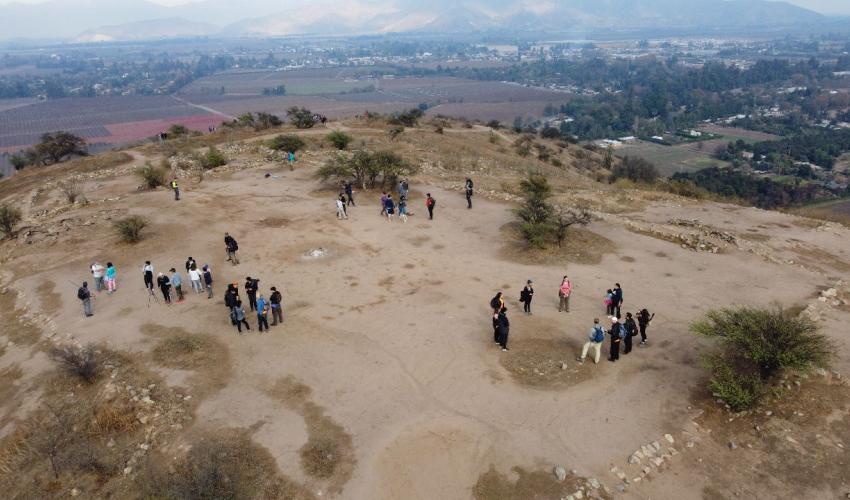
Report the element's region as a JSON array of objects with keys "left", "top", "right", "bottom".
[
  {"left": 78, "top": 282, "right": 93, "bottom": 317},
  {"left": 270, "top": 287, "right": 283, "bottom": 325},
  {"left": 558, "top": 276, "right": 572, "bottom": 313},
  {"left": 638, "top": 308, "right": 655, "bottom": 346},
  {"left": 623, "top": 312, "right": 638, "bottom": 354},
  {"left": 231, "top": 300, "right": 251, "bottom": 333},
  {"left": 608, "top": 317, "right": 622, "bottom": 362},
  {"left": 425, "top": 193, "right": 436, "bottom": 220},
  {"left": 490, "top": 292, "right": 505, "bottom": 343},
  {"left": 224, "top": 233, "right": 239, "bottom": 265},
  {"left": 579, "top": 318, "right": 605, "bottom": 364},
  {"left": 520, "top": 280, "right": 534, "bottom": 315},
  {"left": 604, "top": 289, "right": 615, "bottom": 316}
]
